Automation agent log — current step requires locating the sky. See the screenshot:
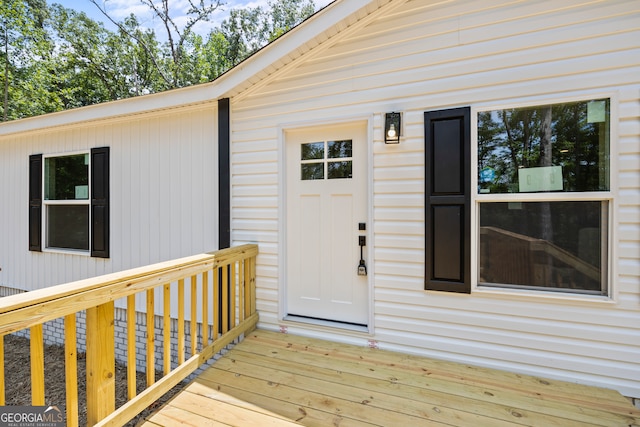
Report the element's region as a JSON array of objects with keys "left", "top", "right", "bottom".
[{"left": 47, "top": 0, "right": 334, "bottom": 38}]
